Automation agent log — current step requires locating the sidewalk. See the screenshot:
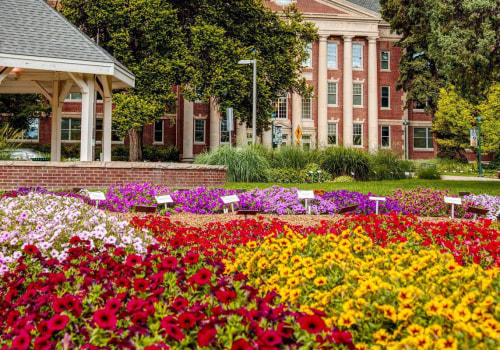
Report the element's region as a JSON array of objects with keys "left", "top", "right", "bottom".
[{"left": 441, "top": 175, "right": 500, "bottom": 181}]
